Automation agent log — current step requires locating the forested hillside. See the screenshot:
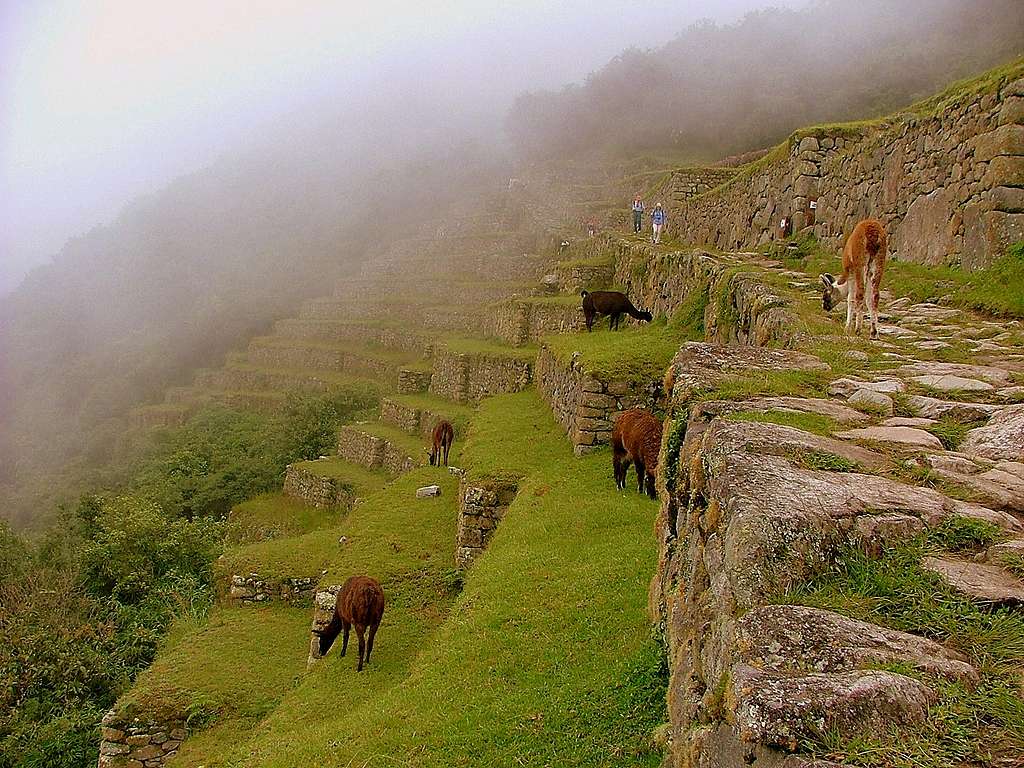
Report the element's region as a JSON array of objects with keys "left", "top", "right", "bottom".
[{"left": 507, "top": 0, "right": 1024, "bottom": 161}]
